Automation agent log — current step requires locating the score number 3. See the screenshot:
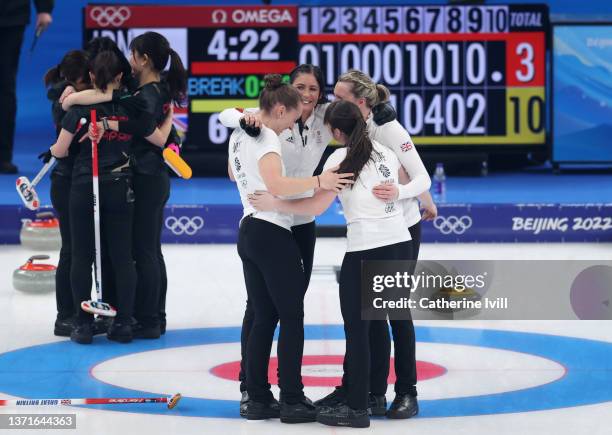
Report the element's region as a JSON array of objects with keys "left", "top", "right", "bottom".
[{"left": 515, "top": 42, "right": 534, "bottom": 83}]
